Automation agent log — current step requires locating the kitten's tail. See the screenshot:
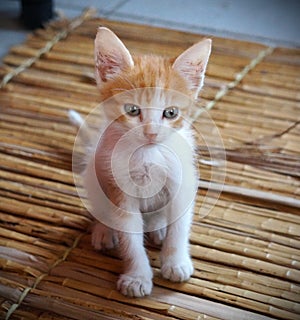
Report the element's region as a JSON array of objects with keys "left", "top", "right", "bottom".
[
  {"left": 68, "top": 110, "right": 91, "bottom": 147},
  {"left": 69, "top": 110, "right": 84, "bottom": 127}
]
